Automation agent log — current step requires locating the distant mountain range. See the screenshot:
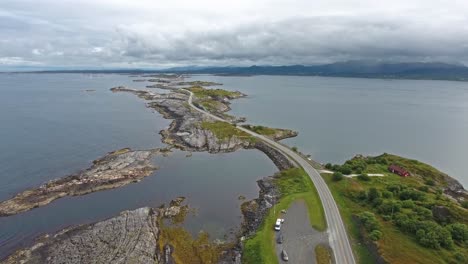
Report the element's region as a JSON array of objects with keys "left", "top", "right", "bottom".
[
  {"left": 168, "top": 61, "right": 468, "bottom": 81},
  {"left": 20, "top": 61, "right": 468, "bottom": 81}
]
